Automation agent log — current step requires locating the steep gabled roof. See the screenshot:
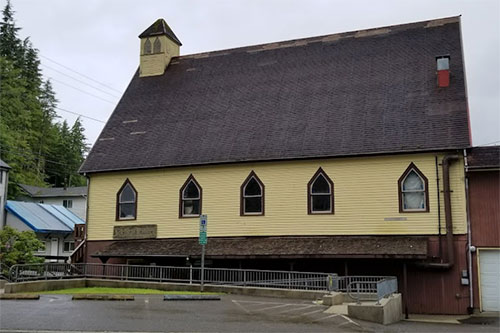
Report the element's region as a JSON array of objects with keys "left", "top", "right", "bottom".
[
  {"left": 80, "top": 17, "right": 470, "bottom": 174},
  {"left": 138, "top": 18, "right": 182, "bottom": 45},
  {"left": 18, "top": 184, "right": 88, "bottom": 198},
  {"left": 5, "top": 201, "right": 85, "bottom": 233}
]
